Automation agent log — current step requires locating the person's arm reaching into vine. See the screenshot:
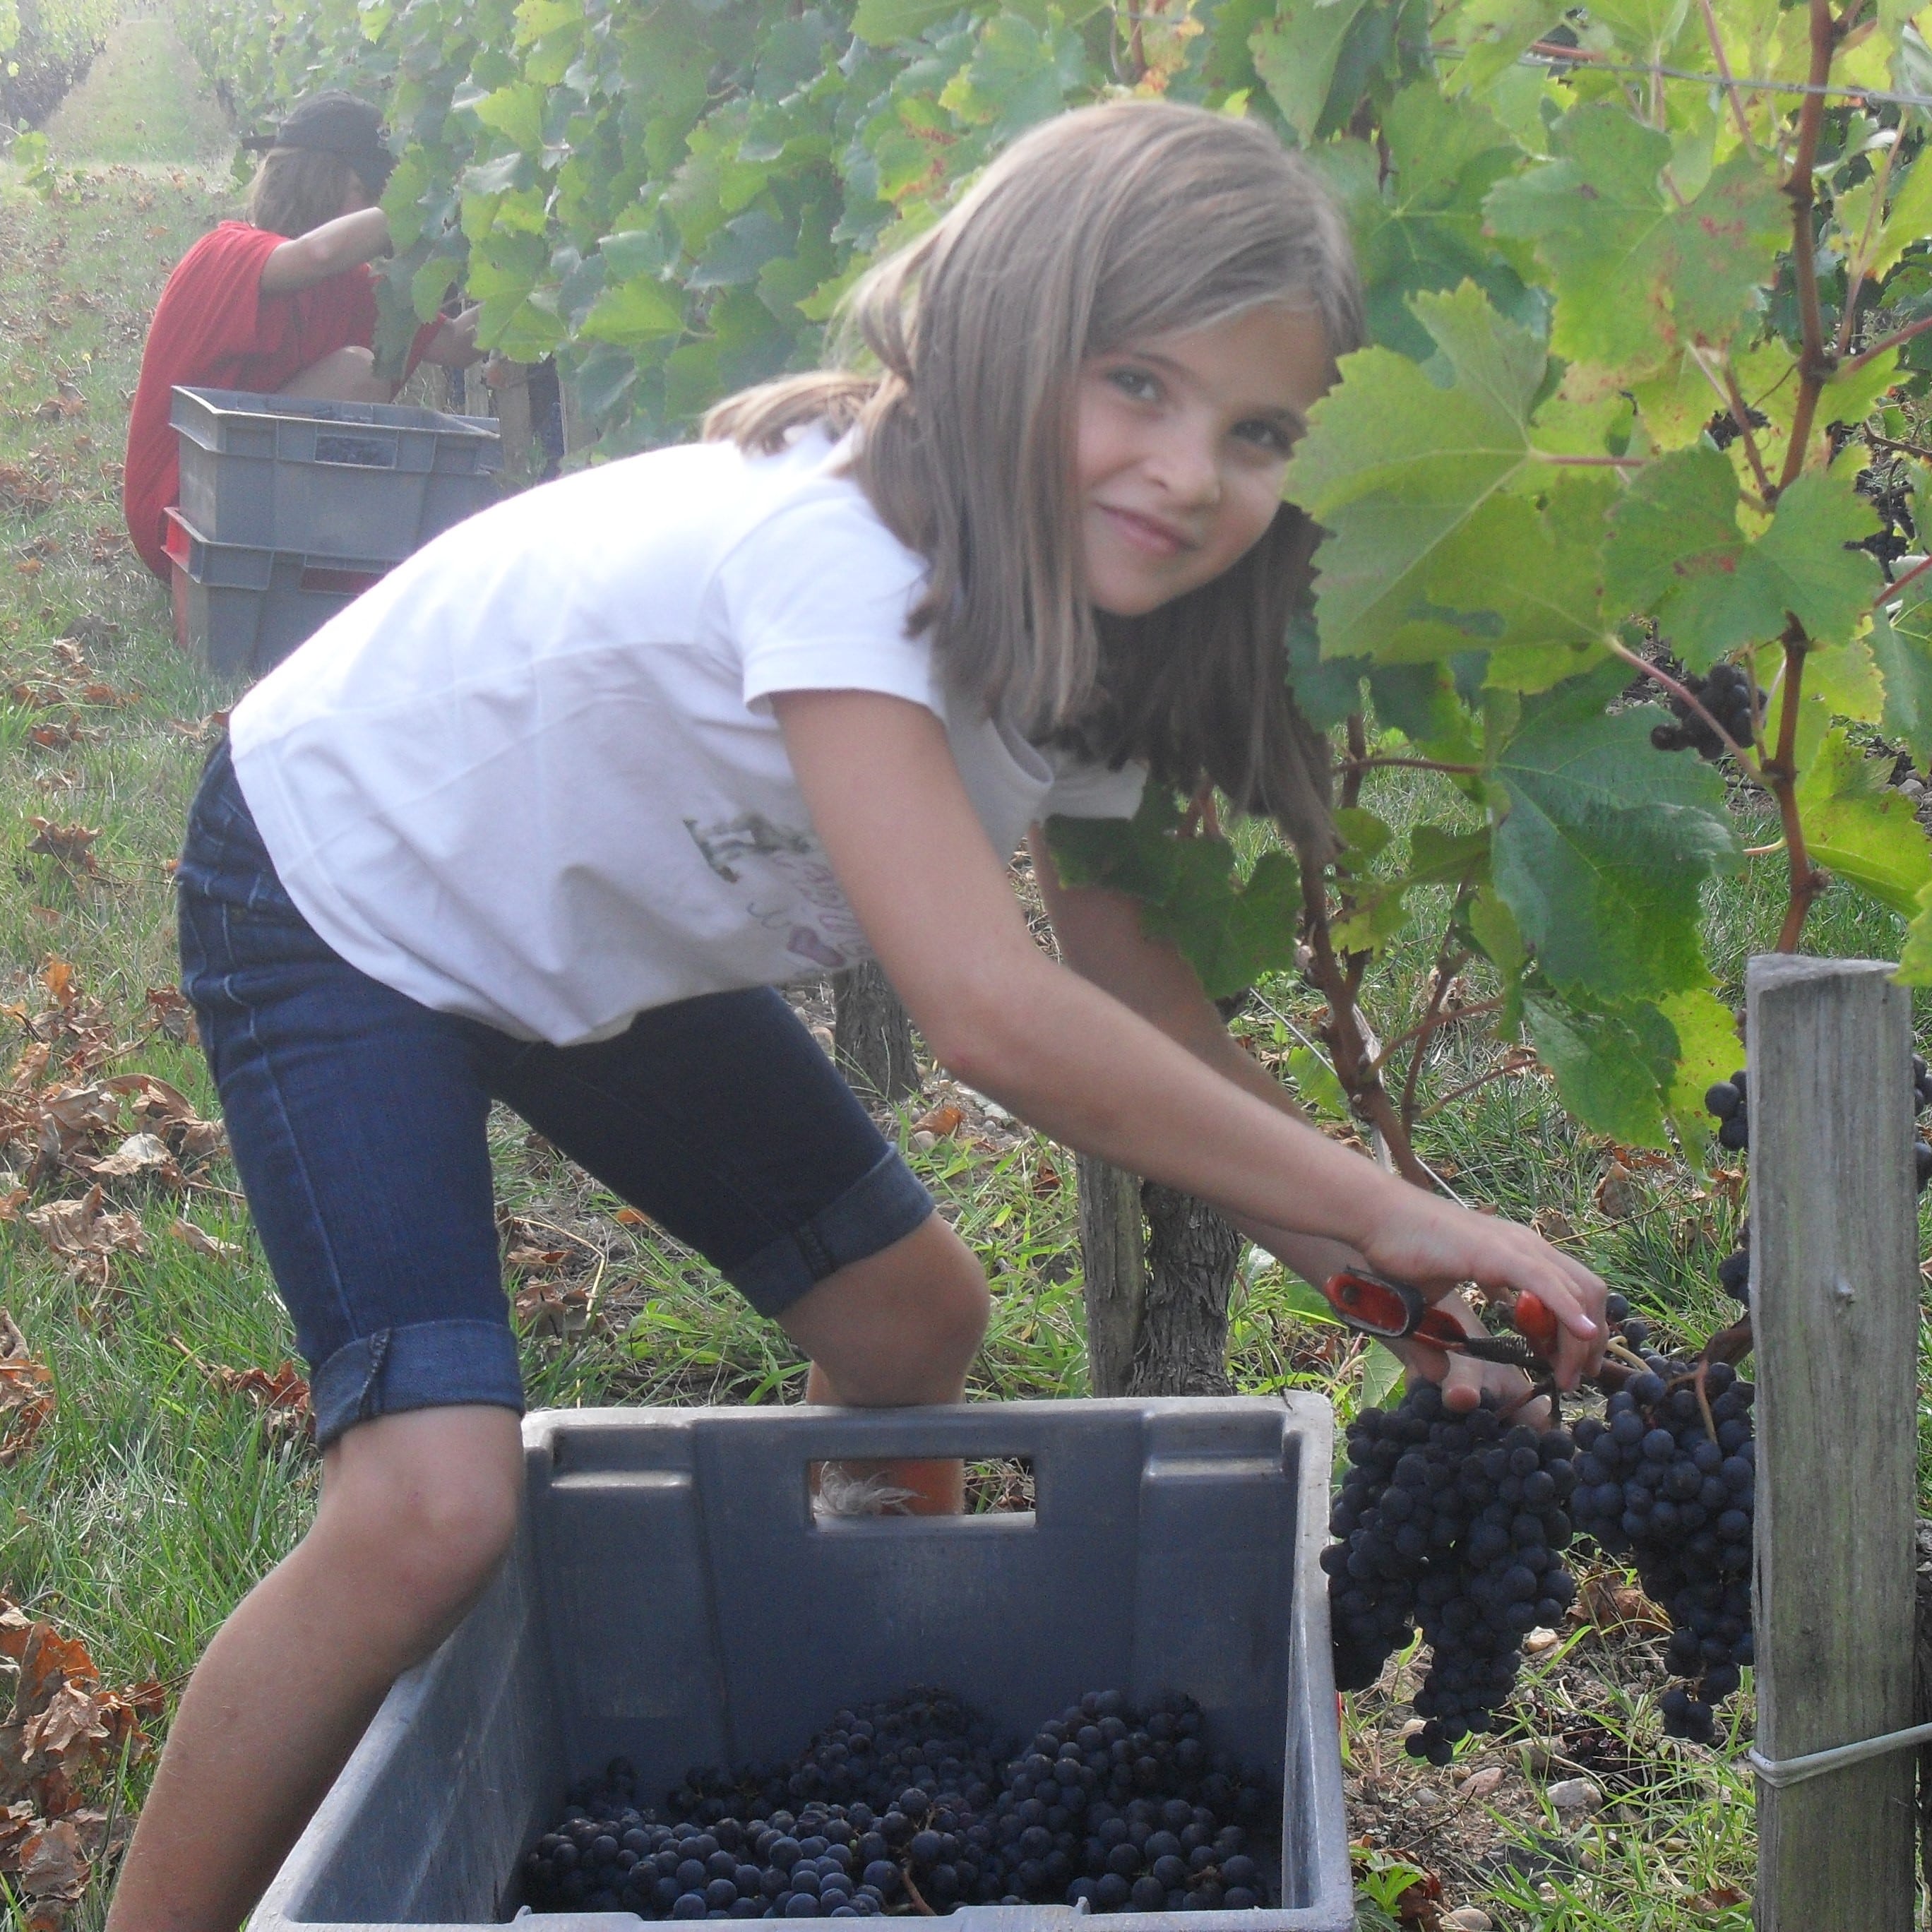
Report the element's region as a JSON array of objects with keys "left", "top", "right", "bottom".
[
  {"left": 775, "top": 688, "right": 1605, "bottom": 1391},
  {"left": 259, "top": 207, "right": 393, "bottom": 297}
]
